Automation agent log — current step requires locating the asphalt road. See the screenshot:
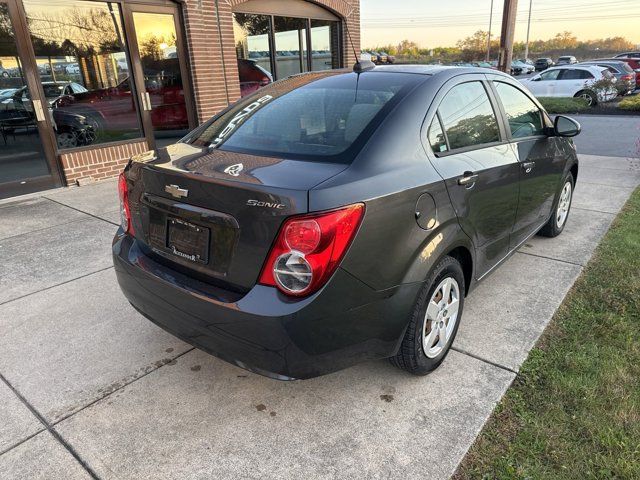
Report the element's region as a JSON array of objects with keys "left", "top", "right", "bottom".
[{"left": 571, "top": 114, "right": 640, "bottom": 158}]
